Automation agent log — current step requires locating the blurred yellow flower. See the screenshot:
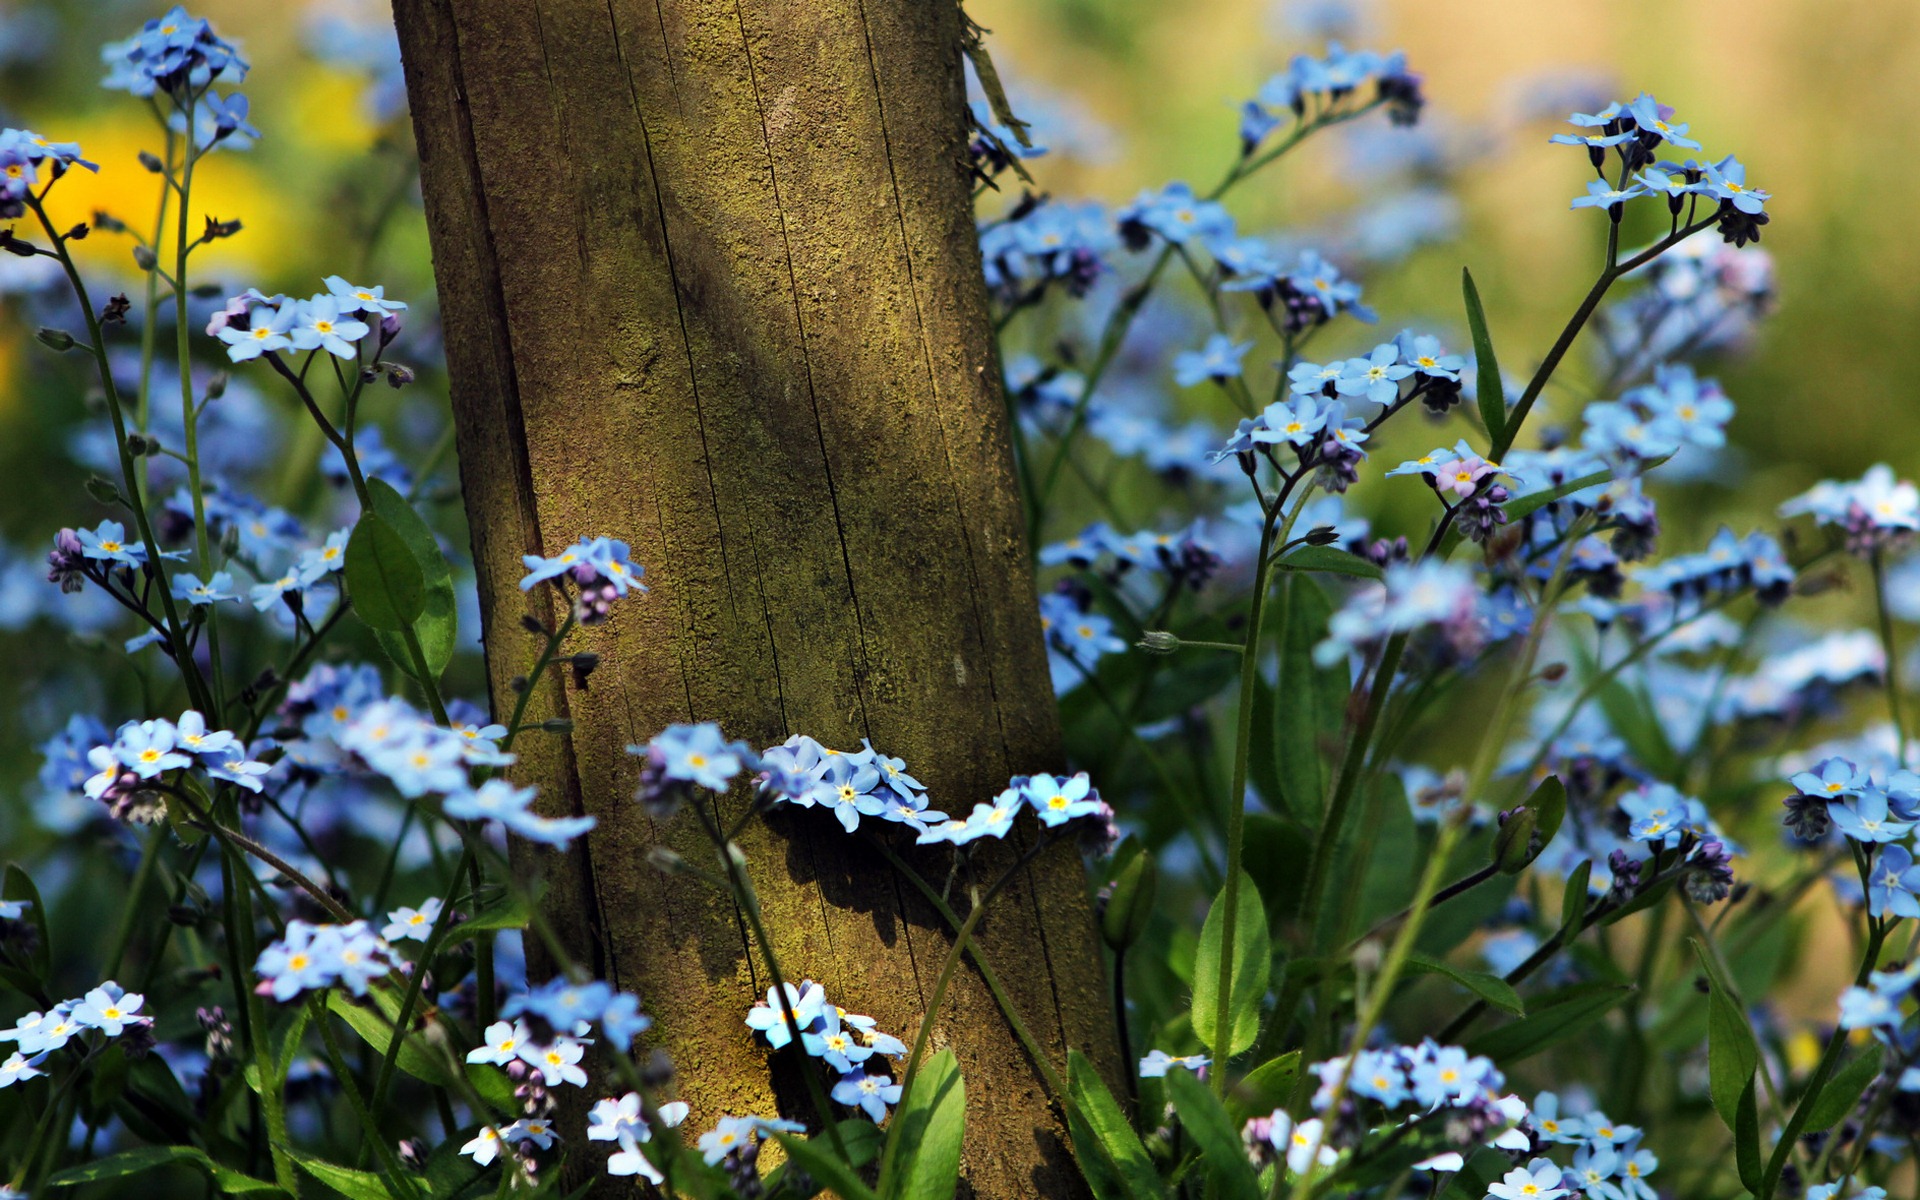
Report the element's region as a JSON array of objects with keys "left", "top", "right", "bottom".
[{"left": 35, "top": 114, "right": 298, "bottom": 278}]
